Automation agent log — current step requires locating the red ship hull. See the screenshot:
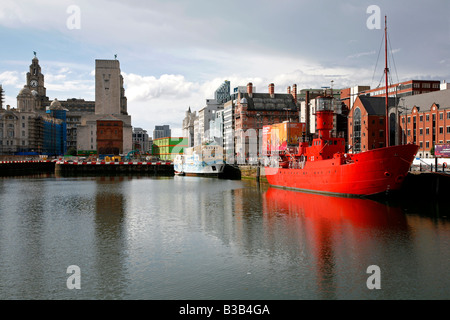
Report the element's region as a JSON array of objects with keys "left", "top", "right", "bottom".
[{"left": 264, "top": 144, "right": 419, "bottom": 197}]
